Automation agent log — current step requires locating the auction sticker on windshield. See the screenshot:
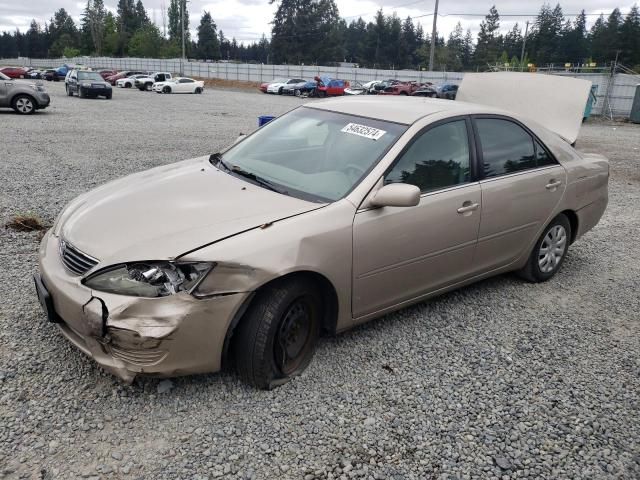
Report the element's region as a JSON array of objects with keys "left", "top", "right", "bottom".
[{"left": 341, "top": 123, "right": 386, "bottom": 140}]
